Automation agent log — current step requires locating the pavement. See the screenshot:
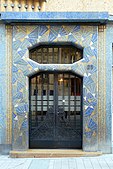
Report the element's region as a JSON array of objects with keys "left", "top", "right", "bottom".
[{"left": 1, "top": 154, "right": 113, "bottom": 169}]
